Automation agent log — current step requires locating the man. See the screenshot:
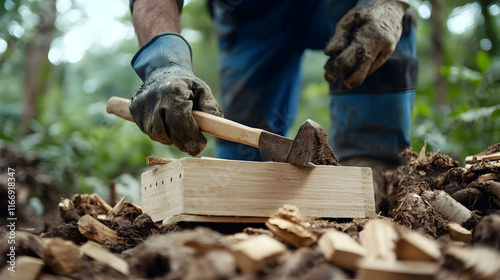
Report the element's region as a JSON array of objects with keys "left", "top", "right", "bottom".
[{"left": 128, "top": 0, "right": 417, "bottom": 209}]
